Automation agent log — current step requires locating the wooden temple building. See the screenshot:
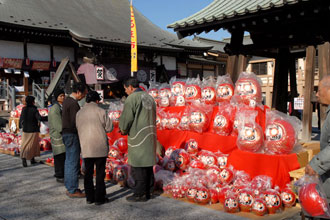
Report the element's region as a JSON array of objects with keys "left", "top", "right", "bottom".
[
  {"left": 0, "top": 0, "right": 217, "bottom": 103},
  {"left": 168, "top": 0, "right": 330, "bottom": 141}
]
